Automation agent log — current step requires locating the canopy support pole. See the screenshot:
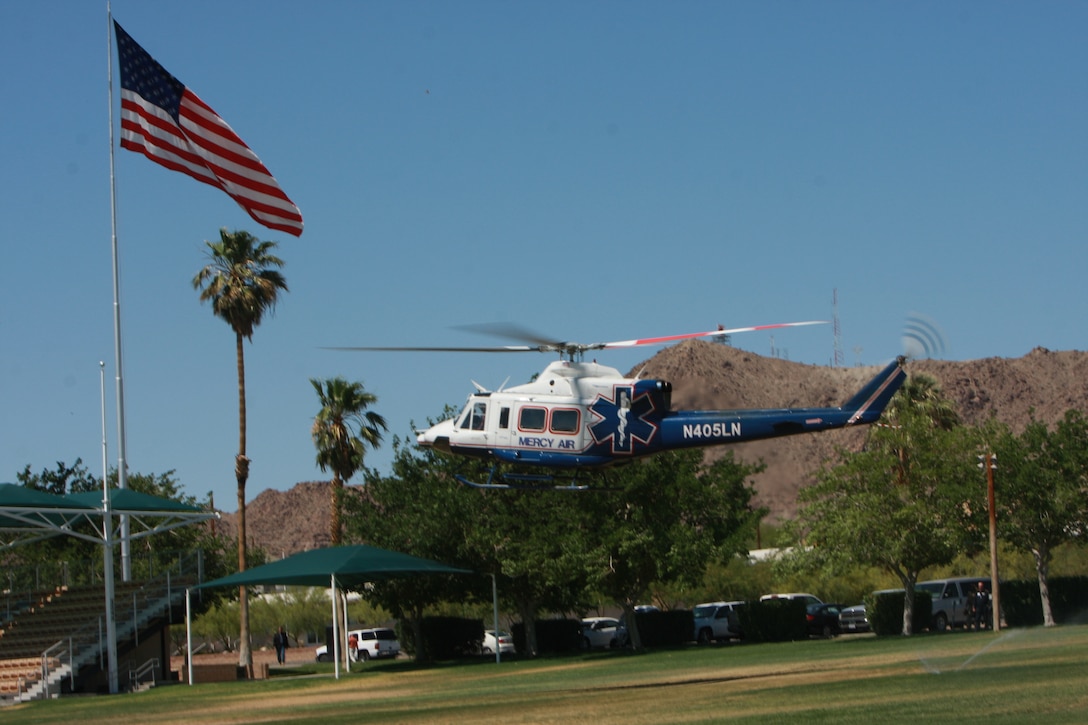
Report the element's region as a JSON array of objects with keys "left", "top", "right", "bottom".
[
  {"left": 331, "top": 574, "right": 340, "bottom": 680},
  {"left": 185, "top": 588, "right": 193, "bottom": 686}
]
